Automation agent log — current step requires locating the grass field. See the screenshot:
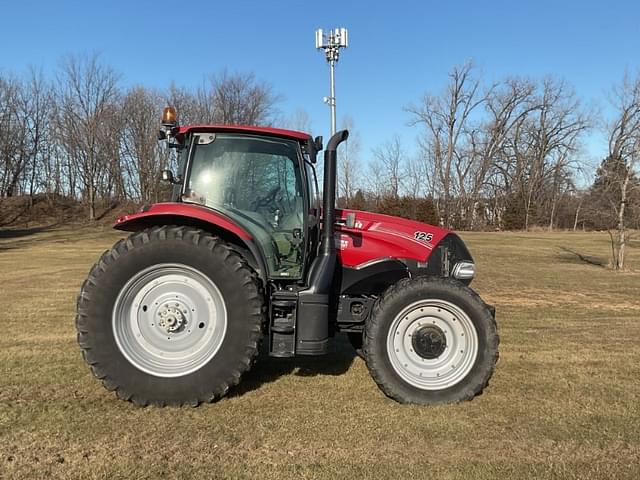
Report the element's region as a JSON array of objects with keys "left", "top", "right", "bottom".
[{"left": 1, "top": 226, "right": 639, "bottom": 479}]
